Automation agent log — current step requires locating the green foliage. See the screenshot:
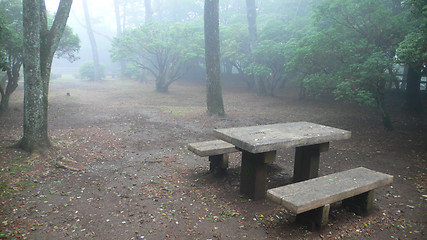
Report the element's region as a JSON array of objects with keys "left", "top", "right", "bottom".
[
  {"left": 111, "top": 21, "right": 204, "bottom": 92},
  {"left": 0, "top": 14, "right": 7, "bottom": 71},
  {"left": 251, "top": 19, "right": 291, "bottom": 95},
  {"left": 258, "top": 0, "right": 313, "bottom": 23},
  {"left": 0, "top": 0, "right": 79, "bottom": 112},
  {"left": 396, "top": 0, "right": 427, "bottom": 71},
  {"left": 397, "top": 31, "right": 427, "bottom": 70},
  {"left": 220, "top": 23, "right": 251, "bottom": 74},
  {"left": 0, "top": 0, "right": 80, "bottom": 68},
  {"left": 124, "top": 63, "right": 144, "bottom": 80},
  {"left": 0, "top": 0, "right": 23, "bottom": 71},
  {"left": 55, "top": 25, "right": 81, "bottom": 62},
  {"left": 79, "top": 62, "right": 105, "bottom": 81},
  {"left": 283, "top": 0, "right": 414, "bottom": 129}
]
